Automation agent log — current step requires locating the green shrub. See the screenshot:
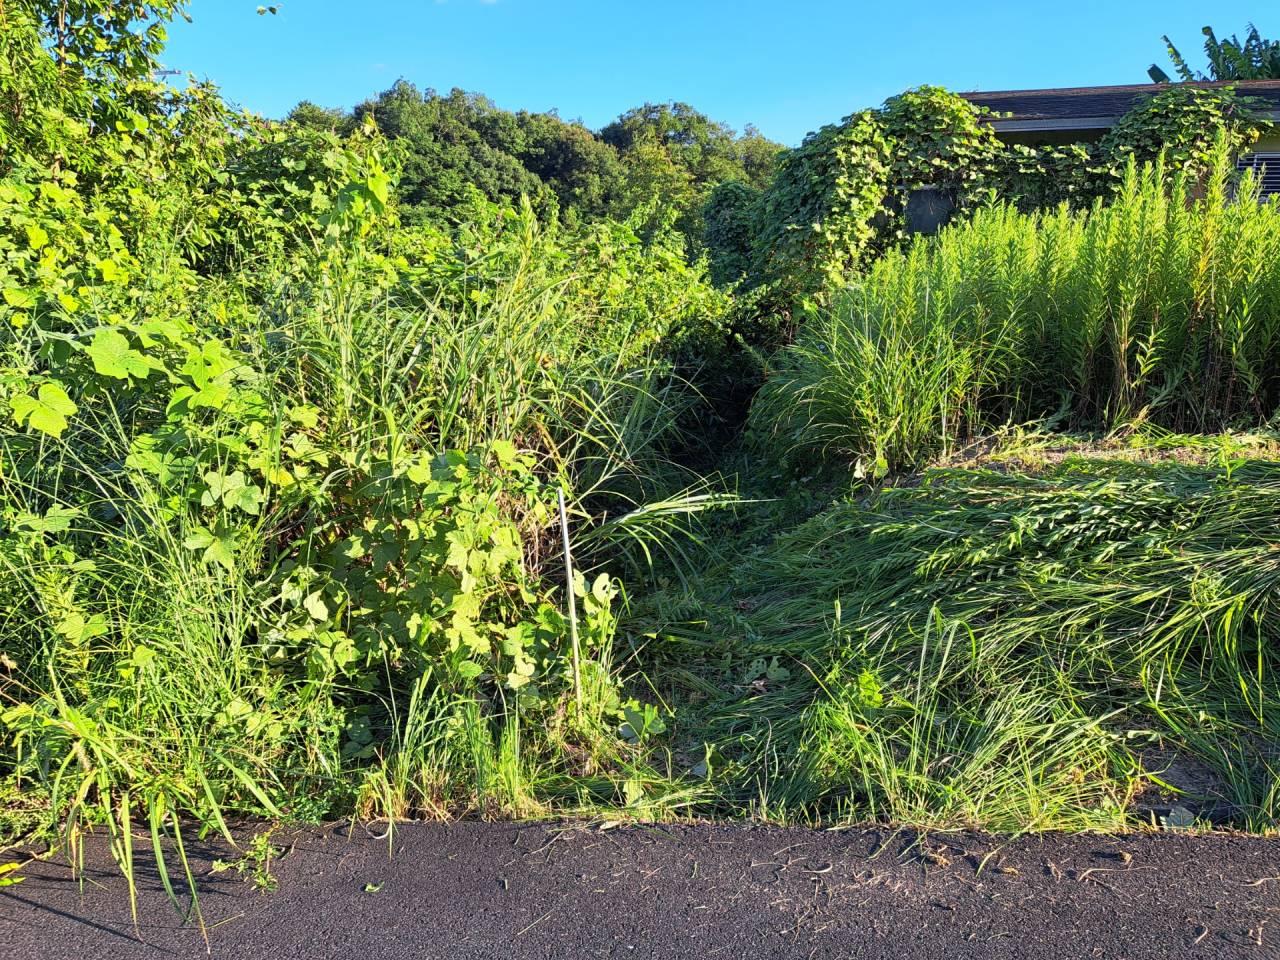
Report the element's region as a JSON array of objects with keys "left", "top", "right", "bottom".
[
  {"left": 1098, "top": 84, "right": 1268, "bottom": 181},
  {"left": 0, "top": 3, "right": 732, "bottom": 901},
  {"left": 702, "top": 181, "right": 759, "bottom": 288},
  {"left": 748, "top": 87, "right": 1006, "bottom": 295},
  {"left": 750, "top": 111, "right": 891, "bottom": 294}
]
